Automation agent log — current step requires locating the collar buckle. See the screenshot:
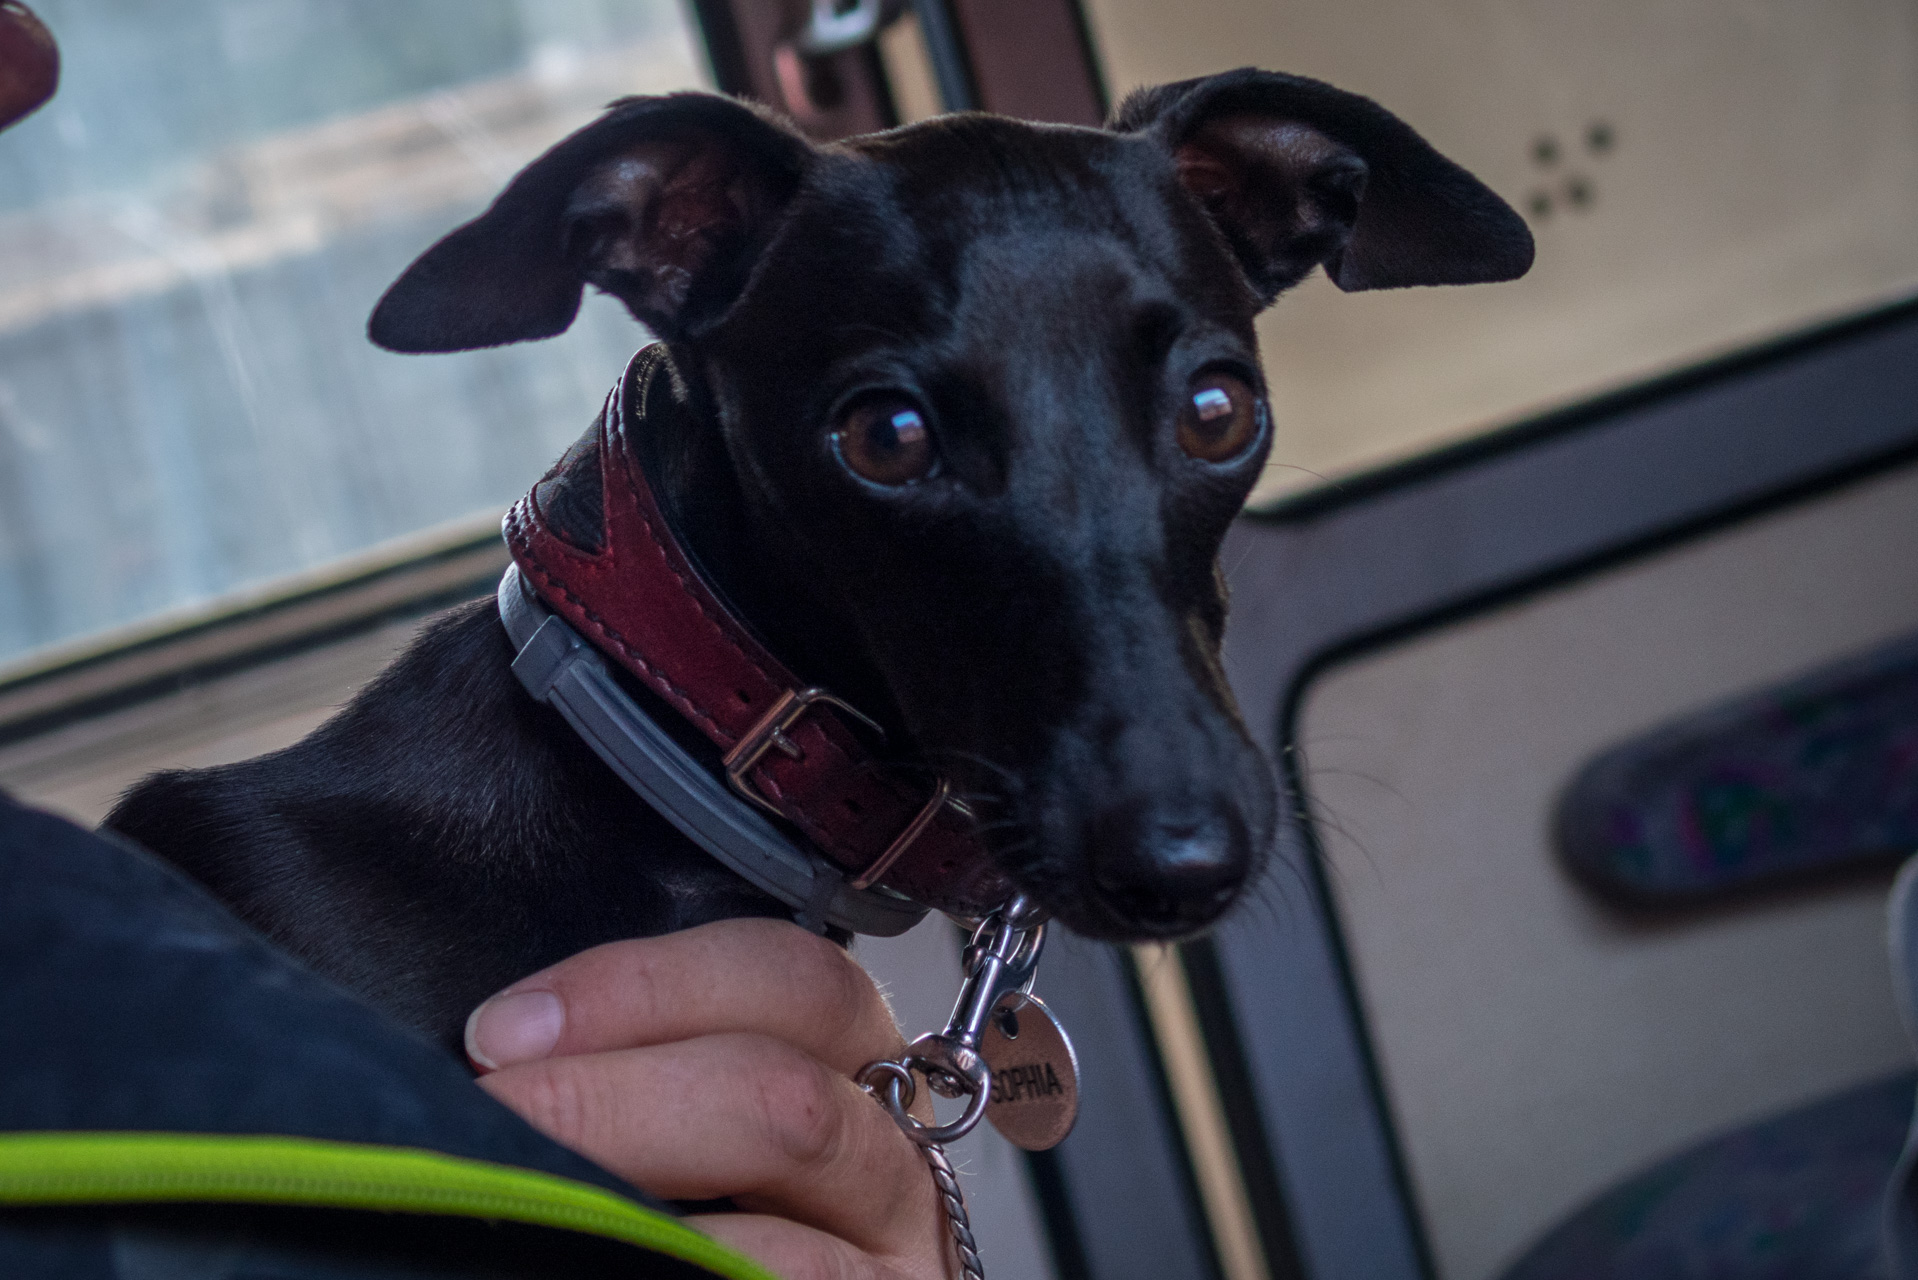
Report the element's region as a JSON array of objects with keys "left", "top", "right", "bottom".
[
  {"left": 724, "top": 686, "right": 961, "bottom": 892},
  {"left": 723, "top": 686, "right": 883, "bottom": 815}
]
